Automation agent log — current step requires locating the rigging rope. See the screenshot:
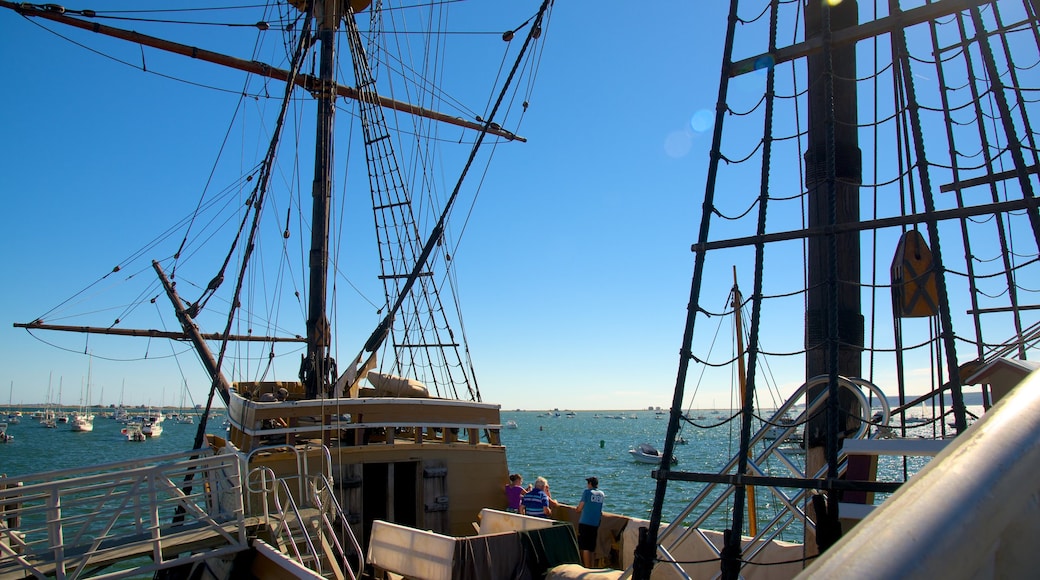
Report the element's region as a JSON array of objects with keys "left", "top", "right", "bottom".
[{"left": 345, "top": 0, "right": 555, "bottom": 401}]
